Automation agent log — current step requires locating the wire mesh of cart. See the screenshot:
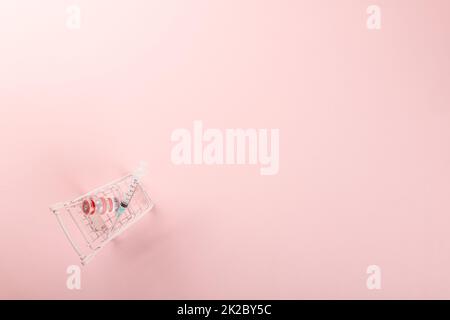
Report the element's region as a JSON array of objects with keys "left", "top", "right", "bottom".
[{"left": 49, "top": 167, "right": 154, "bottom": 265}]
